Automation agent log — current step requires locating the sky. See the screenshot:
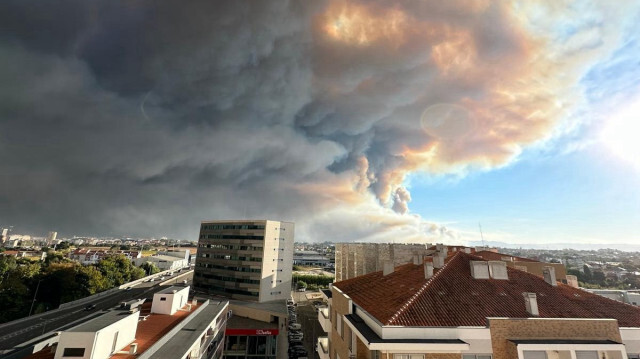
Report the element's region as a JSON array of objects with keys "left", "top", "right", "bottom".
[{"left": 0, "top": 1, "right": 639, "bottom": 248}]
